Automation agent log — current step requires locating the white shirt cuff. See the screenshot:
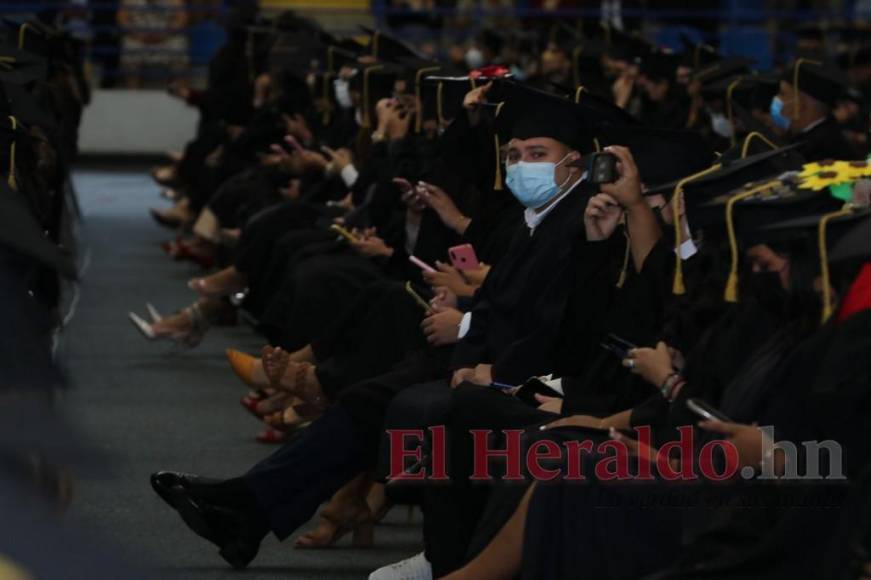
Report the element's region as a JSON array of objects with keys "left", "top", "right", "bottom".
[
  {"left": 457, "top": 311, "right": 472, "bottom": 339},
  {"left": 340, "top": 164, "right": 359, "bottom": 188}
]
